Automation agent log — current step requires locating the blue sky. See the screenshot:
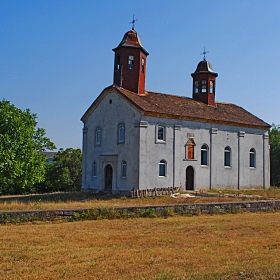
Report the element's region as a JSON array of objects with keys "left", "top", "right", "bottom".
[{"left": 1, "top": 0, "right": 279, "bottom": 150}]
